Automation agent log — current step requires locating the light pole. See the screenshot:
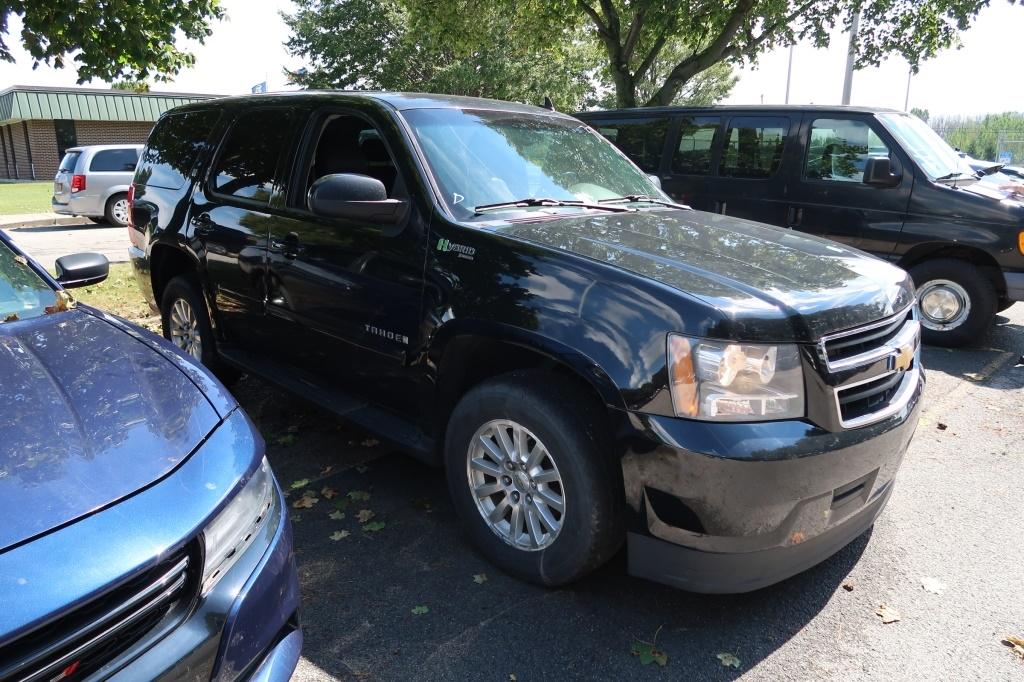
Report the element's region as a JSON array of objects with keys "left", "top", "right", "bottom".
[
  {"left": 841, "top": 10, "right": 860, "bottom": 105},
  {"left": 785, "top": 44, "right": 794, "bottom": 104},
  {"left": 904, "top": 67, "right": 912, "bottom": 111}
]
